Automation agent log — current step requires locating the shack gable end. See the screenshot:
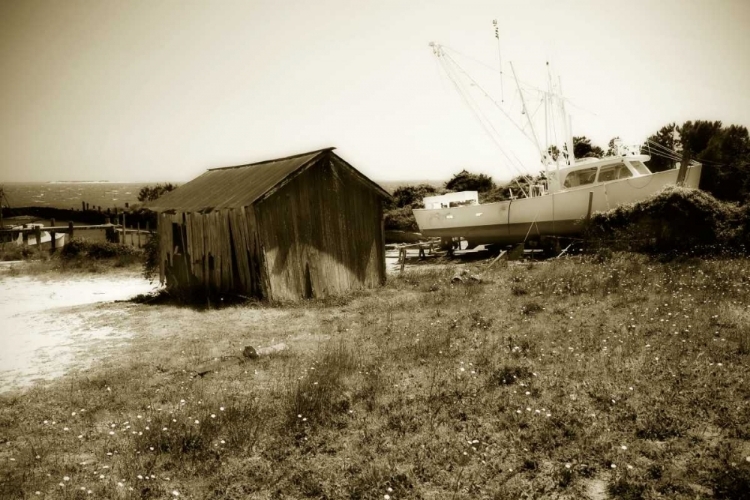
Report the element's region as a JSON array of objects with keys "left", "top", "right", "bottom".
[{"left": 256, "top": 156, "right": 385, "bottom": 301}]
